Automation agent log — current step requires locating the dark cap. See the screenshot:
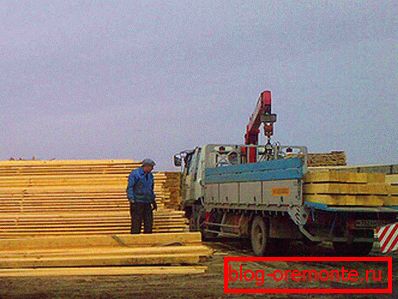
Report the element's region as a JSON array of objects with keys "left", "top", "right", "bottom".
[{"left": 141, "top": 158, "right": 156, "bottom": 167}]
